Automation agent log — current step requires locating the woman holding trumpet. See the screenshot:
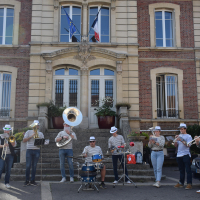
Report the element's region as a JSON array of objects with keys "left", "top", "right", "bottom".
[
  {"left": 148, "top": 126, "right": 165, "bottom": 188},
  {"left": 0, "top": 124, "right": 16, "bottom": 189}
]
